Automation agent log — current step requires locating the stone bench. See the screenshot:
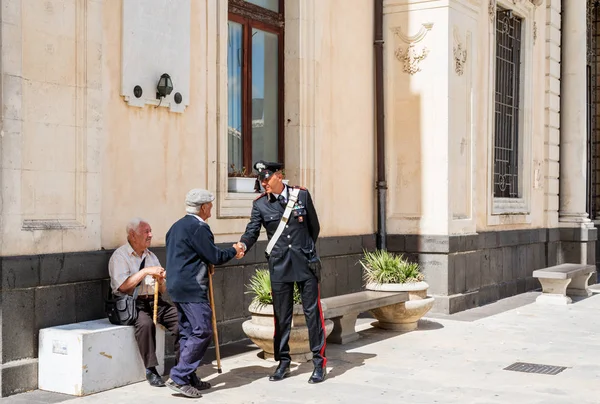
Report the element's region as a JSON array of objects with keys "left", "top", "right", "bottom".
[
  {"left": 322, "top": 290, "right": 409, "bottom": 344},
  {"left": 38, "top": 319, "right": 165, "bottom": 396},
  {"left": 532, "top": 264, "right": 595, "bottom": 305}
]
